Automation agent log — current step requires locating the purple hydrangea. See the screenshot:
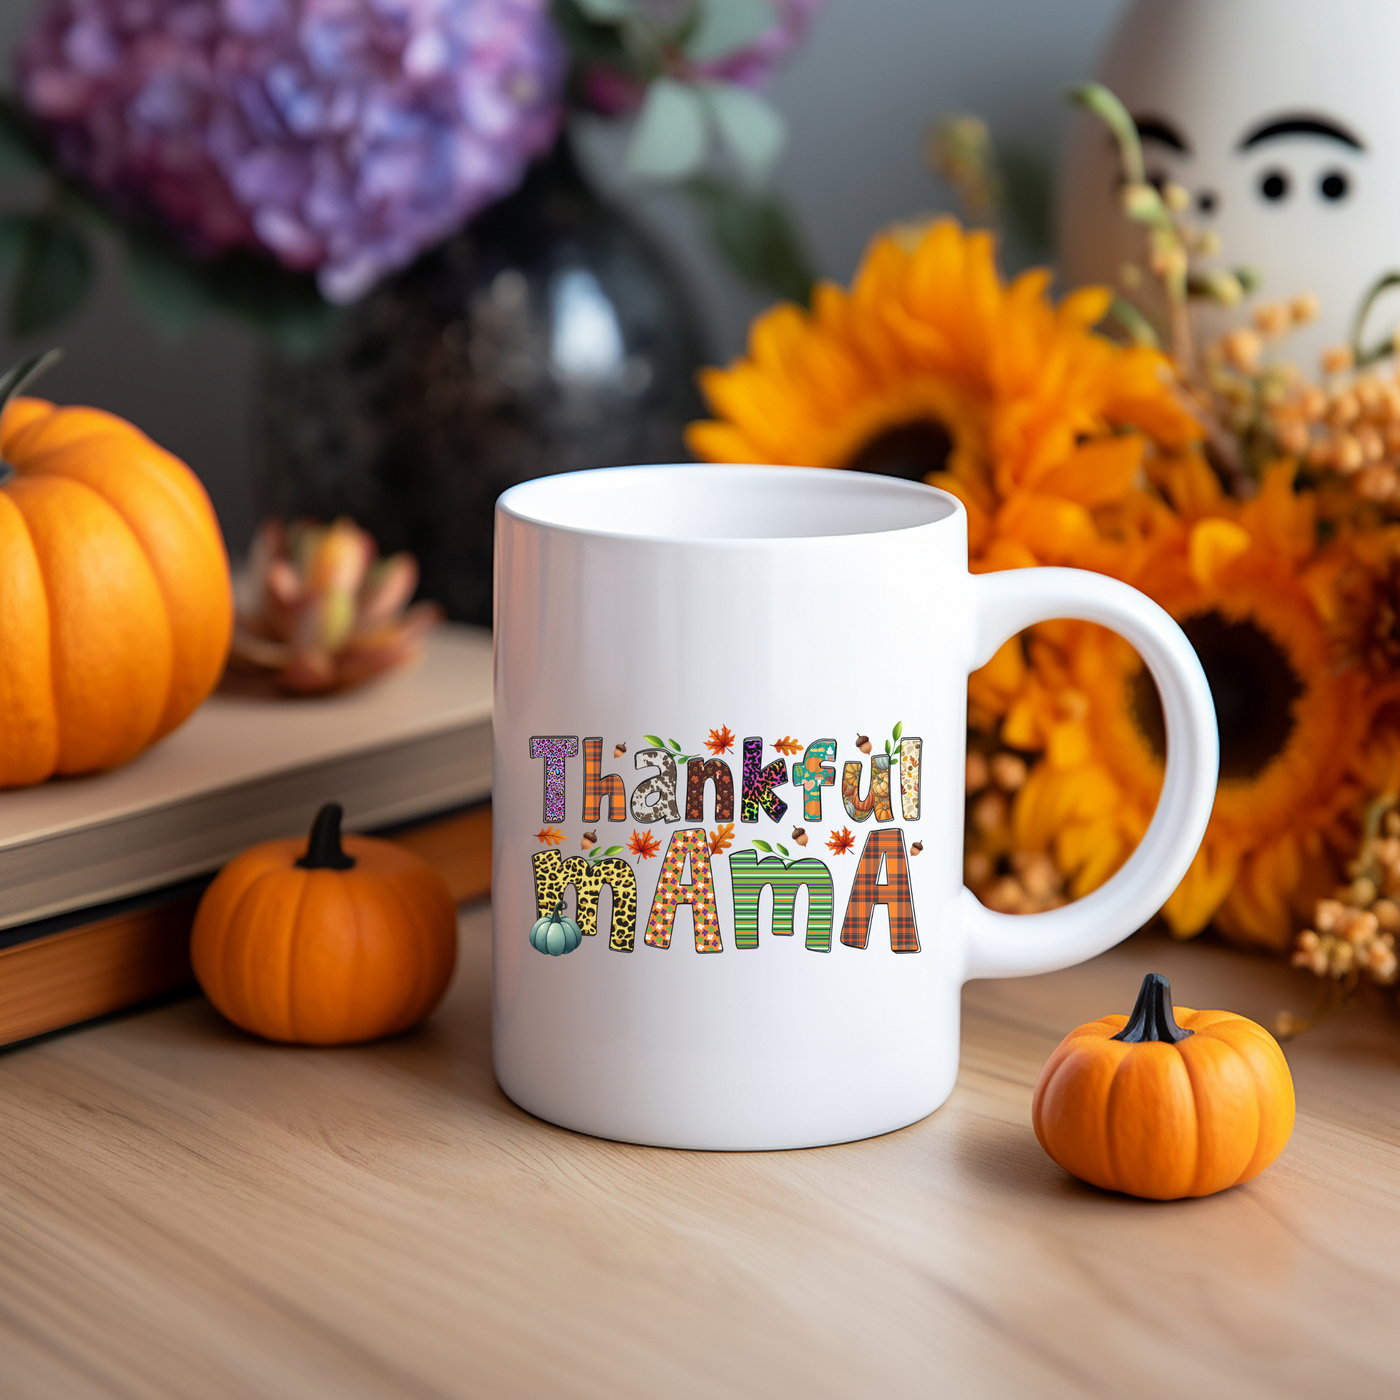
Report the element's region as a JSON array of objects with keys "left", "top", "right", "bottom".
[{"left": 18, "top": 0, "right": 566, "bottom": 302}]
